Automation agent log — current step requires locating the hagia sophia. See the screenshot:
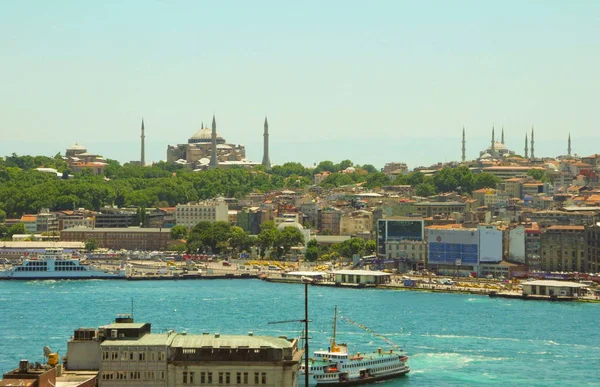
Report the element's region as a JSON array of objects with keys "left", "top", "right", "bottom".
[{"left": 166, "top": 115, "right": 271, "bottom": 170}]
